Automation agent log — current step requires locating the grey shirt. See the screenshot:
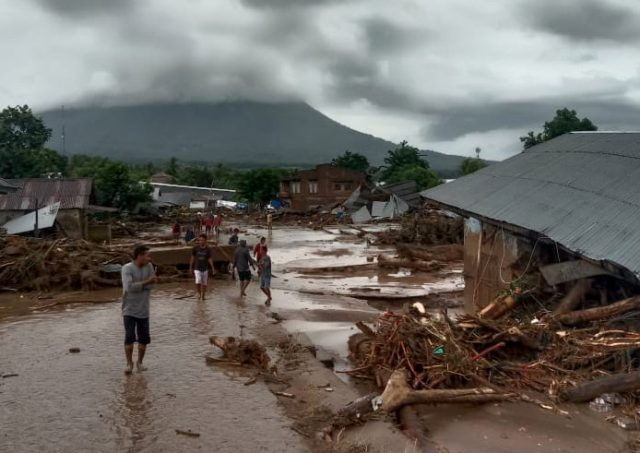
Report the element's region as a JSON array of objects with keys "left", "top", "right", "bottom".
[
  {"left": 233, "top": 246, "right": 255, "bottom": 272},
  {"left": 121, "top": 262, "right": 155, "bottom": 318},
  {"left": 260, "top": 255, "right": 272, "bottom": 277}
]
